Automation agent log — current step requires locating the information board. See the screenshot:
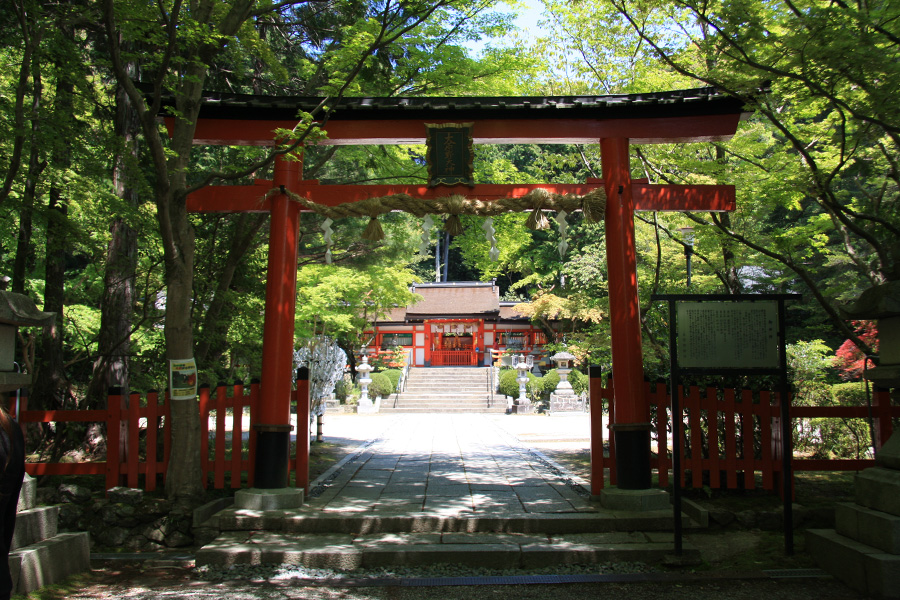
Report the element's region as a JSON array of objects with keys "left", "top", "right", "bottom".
[{"left": 676, "top": 301, "right": 779, "bottom": 369}]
